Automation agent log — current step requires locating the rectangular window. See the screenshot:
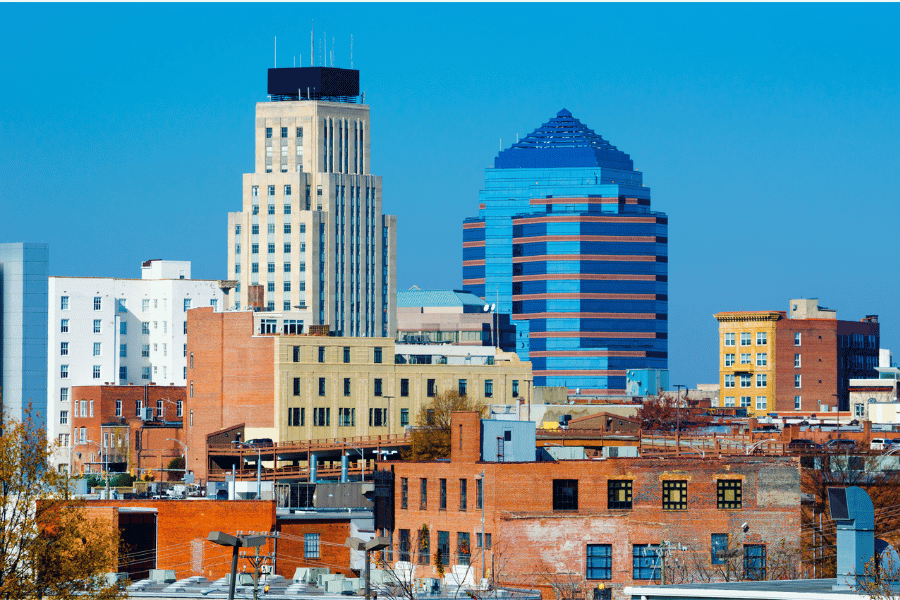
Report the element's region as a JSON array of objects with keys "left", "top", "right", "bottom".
[
  {"left": 724, "top": 353, "right": 735, "bottom": 367},
  {"left": 313, "top": 407, "right": 330, "bottom": 426},
  {"left": 512, "top": 380, "right": 519, "bottom": 397},
  {"left": 304, "top": 533, "right": 320, "bottom": 559},
  {"left": 60, "top": 411, "right": 68, "bottom": 425},
  {"left": 60, "top": 388, "right": 68, "bottom": 403},
  {"left": 374, "top": 347, "right": 382, "bottom": 364},
  {"left": 741, "top": 396, "right": 751, "bottom": 407},
  {"left": 343, "top": 377, "right": 351, "bottom": 396},
  {"left": 343, "top": 346, "right": 350, "bottom": 363},
  {"left": 795, "top": 374, "right": 802, "bottom": 388},
  {"left": 119, "top": 365, "right": 127, "bottom": 380},
  {"left": 268, "top": 184, "right": 275, "bottom": 196},
  {"left": 662, "top": 480, "right": 687, "bottom": 510},
  {"left": 477, "top": 532, "right": 492, "bottom": 550},
  {"left": 795, "top": 396, "right": 802, "bottom": 410},
  {"left": 60, "top": 342, "right": 68, "bottom": 356},
  {"left": 724, "top": 374, "right": 734, "bottom": 388},
  {"left": 400, "top": 379, "right": 409, "bottom": 397},
  {"left": 552, "top": 479, "right": 578, "bottom": 511},
  {"left": 740, "top": 374, "right": 751, "bottom": 388},
  {"left": 142, "top": 321, "right": 149, "bottom": 334},
  {"left": 711, "top": 534, "right": 728, "bottom": 565},
  {"left": 60, "top": 364, "right": 68, "bottom": 378},
  {"left": 183, "top": 298, "right": 192, "bottom": 312},
  {"left": 437, "top": 531, "right": 450, "bottom": 566},
  {"left": 265, "top": 127, "right": 272, "bottom": 139},
  {"left": 142, "top": 366, "right": 150, "bottom": 380},
  {"left": 318, "top": 377, "right": 325, "bottom": 396},
  {"left": 117, "top": 298, "right": 127, "bottom": 312},
  {"left": 339, "top": 407, "right": 355, "bottom": 427},
  {"left": 420, "top": 478, "right": 428, "bottom": 510},
  {"left": 608, "top": 480, "right": 633, "bottom": 510},
  {"left": 756, "top": 374, "right": 767, "bottom": 388},
  {"left": 120, "top": 321, "right": 127, "bottom": 335},
  {"left": 633, "top": 545, "right": 661, "bottom": 580},
  {"left": 740, "top": 332, "right": 751, "bottom": 346},
  {"left": 318, "top": 346, "right": 325, "bottom": 363},
  {"left": 795, "top": 353, "right": 801, "bottom": 368},
  {"left": 440, "top": 478, "right": 447, "bottom": 510},
  {"left": 142, "top": 298, "right": 149, "bottom": 312},
  {"left": 400, "top": 478, "right": 408, "bottom": 509},
  {"left": 400, "top": 408, "right": 409, "bottom": 427},
  {"left": 93, "top": 342, "right": 101, "bottom": 356},
  {"left": 476, "top": 477, "right": 483, "bottom": 510},
  {"left": 427, "top": 379, "right": 436, "bottom": 397},
  {"left": 756, "top": 353, "right": 767, "bottom": 366},
  {"left": 744, "top": 545, "right": 766, "bottom": 580},
  {"left": 458, "top": 379, "right": 467, "bottom": 396},
  {"left": 756, "top": 332, "right": 767, "bottom": 345},
  {"left": 142, "top": 344, "right": 149, "bottom": 357},
  {"left": 717, "top": 480, "right": 742, "bottom": 509},
  {"left": 398, "top": 529, "right": 411, "bottom": 562},
  {"left": 61, "top": 318, "right": 69, "bottom": 333},
  {"left": 795, "top": 332, "right": 801, "bottom": 346},
  {"left": 92, "top": 365, "right": 101, "bottom": 379},
  {"left": 80, "top": 400, "right": 87, "bottom": 417},
  {"left": 724, "top": 332, "right": 734, "bottom": 346},
  {"left": 740, "top": 353, "right": 751, "bottom": 364},
  {"left": 94, "top": 296, "right": 102, "bottom": 310},
  {"left": 93, "top": 319, "right": 101, "bottom": 333},
  {"left": 484, "top": 379, "right": 493, "bottom": 398},
  {"left": 586, "top": 545, "right": 612, "bottom": 580},
  {"left": 374, "top": 378, "right": 383, "bottom": 396},
  {"left": 756, "top": 396, "right": 767, "bottom": 410},
  {"left": 119, "top": 343, "right": 127, "bottom": 357},
  {"left": 457, "top": 532, "right": 471, "bottom": 565},
  {"left": 60, "top": 296, "right": 69, "bottom": 310},
  {"left": 459, "top": 479, "right": 467, "bottom": 511}
]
